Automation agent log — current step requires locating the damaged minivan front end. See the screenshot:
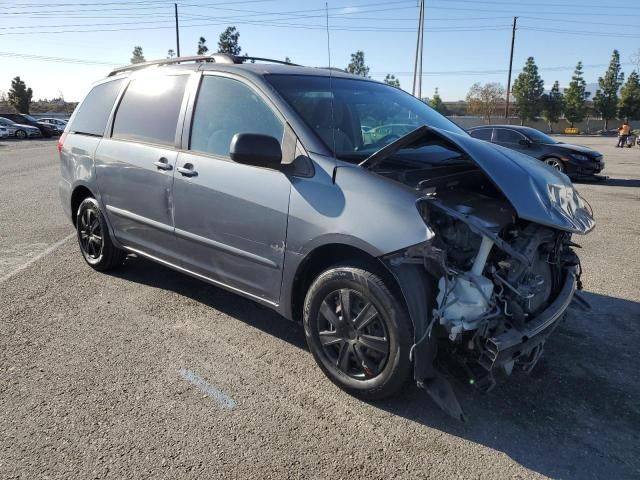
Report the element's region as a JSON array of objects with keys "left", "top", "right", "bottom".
[{"left": 373, "top": 127, "right": 594, "bottom": 420}]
